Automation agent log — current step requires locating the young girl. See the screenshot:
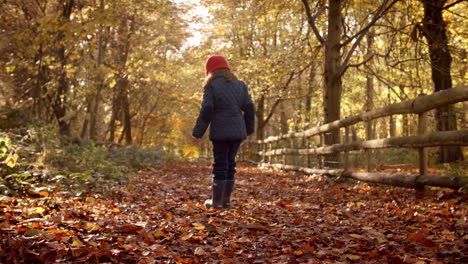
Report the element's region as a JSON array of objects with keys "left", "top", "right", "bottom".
[{"left": 192, "top": 55, "right": 255, "bottom": 209}]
